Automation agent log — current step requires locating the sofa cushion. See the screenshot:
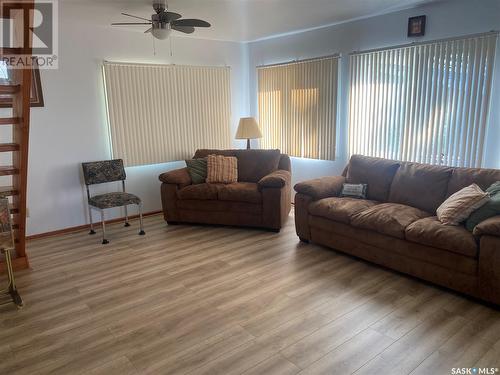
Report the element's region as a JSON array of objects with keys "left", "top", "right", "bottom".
[
  {"left": 309, "top": 216, "right": 478, "bottom": 276},
  {"left": 177, "top": 183, "right": 221, "bottom": 200},
  {"left": 351, "top": 203, "right": 431, "bottom": 239},
  {"left": 388, "top": 162, "right": 453, "bottom": 214},
  {"left": 194, "top": 149, "right": 281, "bottom": 183},
  {"left": 446, "top": 167, "right": 500, "bottom": 197},
  {"left": 308, "top": 197, "right": 379, "bottom": 224},
  {"left": 177, "top": 200, "right": 262, "bottom": 215},
  {"left": 406, "top": 217, "right": 478, "bottom": 258},
  {"left": 346, "top": 155, "right": 400, "bottom": 202},
  {"left": 235, "top": 149, "right": 281, "bottom": 182},
  {"left": 218, "top": 182, "right": 262, "bottom": 204}
]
